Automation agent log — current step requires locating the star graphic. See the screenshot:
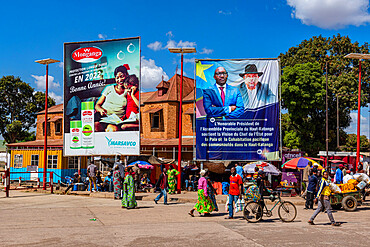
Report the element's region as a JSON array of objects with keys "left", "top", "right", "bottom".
[{"left": 196, "top": 61, "right": 213, "bottom": 82}]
